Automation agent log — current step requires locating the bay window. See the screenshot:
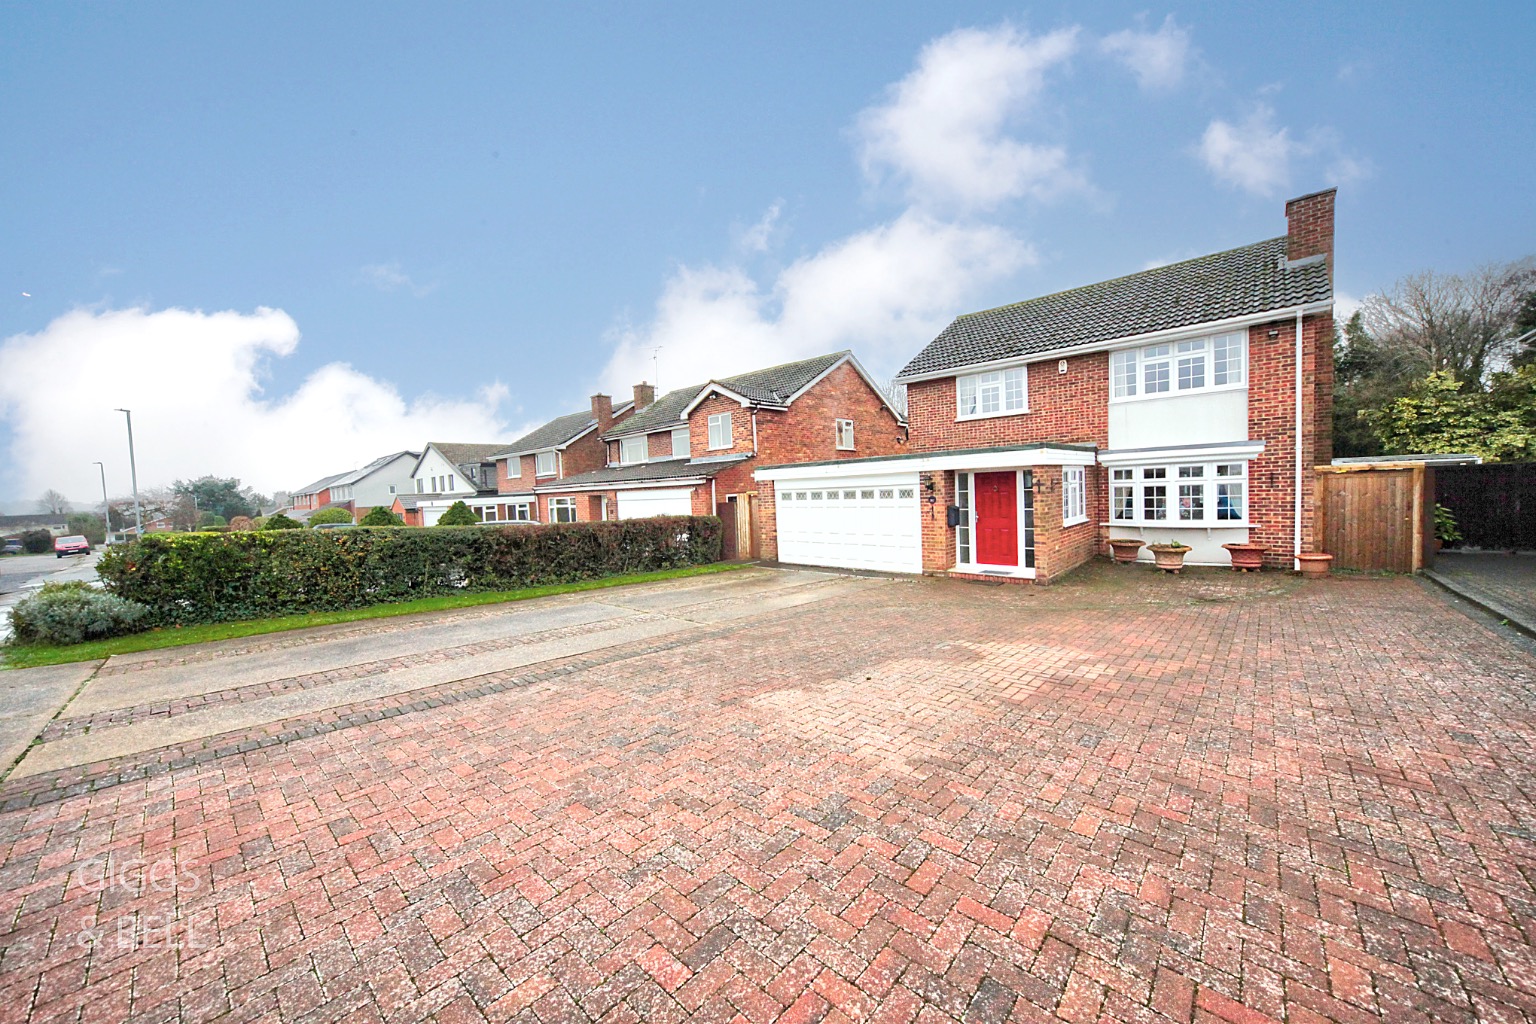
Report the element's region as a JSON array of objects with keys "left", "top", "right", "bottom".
[
  {"left": 956, "top": 366, "right": 1027, "bottom": 419},
  {"left": 1111, "top": 330, "right": 1247, "bottom": 400},
  {"left": 1106, "top": 461, "right": 1250, "bottom": 525}
]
